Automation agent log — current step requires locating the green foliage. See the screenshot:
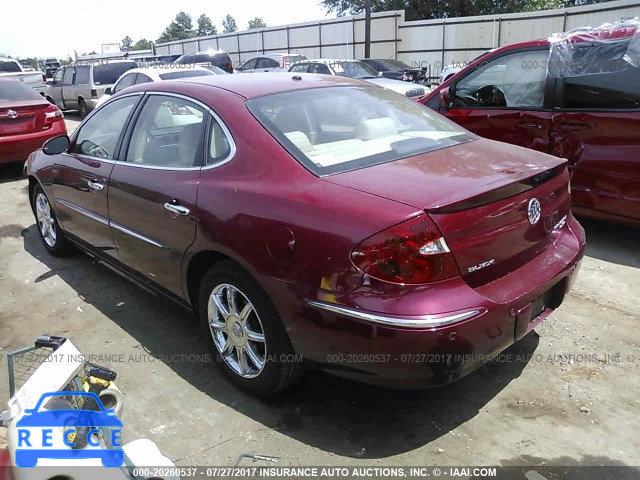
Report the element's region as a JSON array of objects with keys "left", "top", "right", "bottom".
[
  {"left": 321, "top": 0, "right": 617, "bottom": 20},
  {"left": 197, "top": 14, "right": 218, "bottom": 36},
  {"left": 248, "top": 17, "right": 267, "bottom": 29},
  {"left": 121, "top": 35, "right": 133, "bottom": 51},
  {"left": 157, "top": 11, "right": 195, "bottom": 43},
  {"left": 222, "top": 14, "right": 238, "bottom": 33},
  {"left": 132, "top": 38, "right": 152, "bottom": 51}
]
